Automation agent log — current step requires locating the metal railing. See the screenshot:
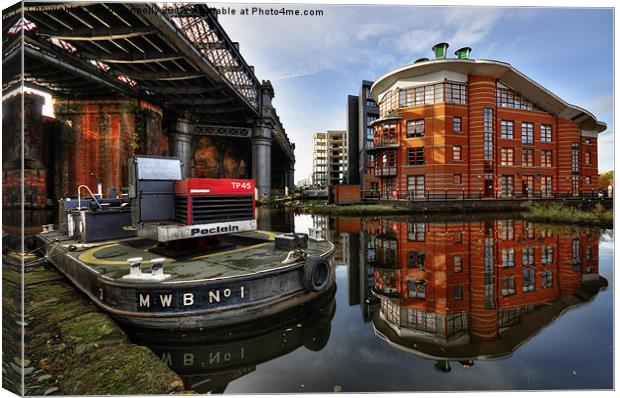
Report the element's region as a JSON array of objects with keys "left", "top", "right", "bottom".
[{"left": 361, "top": 189, "right": 606, "bottom": 201}]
